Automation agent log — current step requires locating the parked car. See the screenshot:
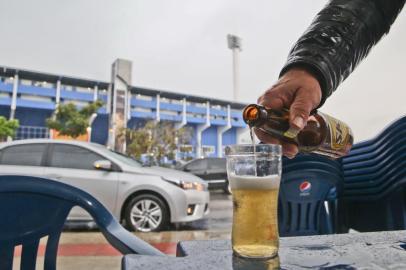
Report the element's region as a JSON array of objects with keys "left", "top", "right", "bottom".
[
  {"left": 0, "top": 139, "right": 209, "bottom": 232},
  {"left": 178, "top": 158, "right": 230, "bottom": 194}
]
